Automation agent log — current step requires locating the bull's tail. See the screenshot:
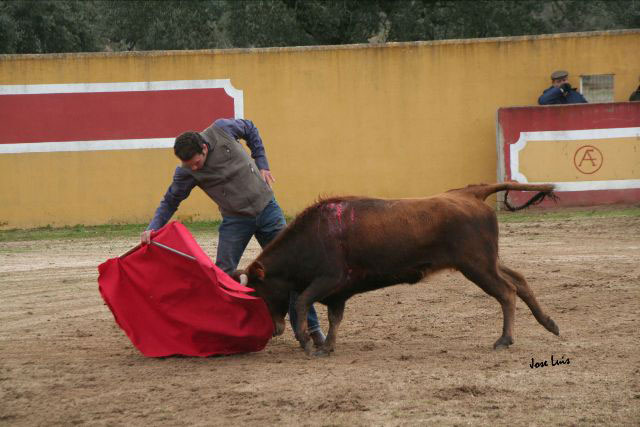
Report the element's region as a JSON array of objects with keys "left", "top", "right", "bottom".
[
  {"left": 503, "top": 187, "right": 559, "bottom": 211},
  {"left": 452, "top": 183, "right": 557, "bottom": 211}
]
